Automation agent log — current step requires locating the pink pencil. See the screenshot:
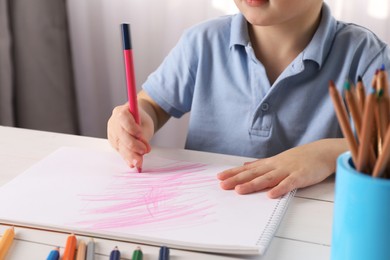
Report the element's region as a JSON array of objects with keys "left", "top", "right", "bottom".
[{"left": 121, "top": 23, "right": 142, "bottom": 172}]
